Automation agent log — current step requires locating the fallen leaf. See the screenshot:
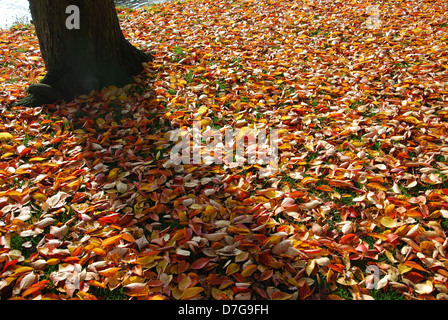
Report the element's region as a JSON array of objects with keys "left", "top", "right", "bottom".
[{"left": 180, "top": 287, "right": 204, "bottom": 300}]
